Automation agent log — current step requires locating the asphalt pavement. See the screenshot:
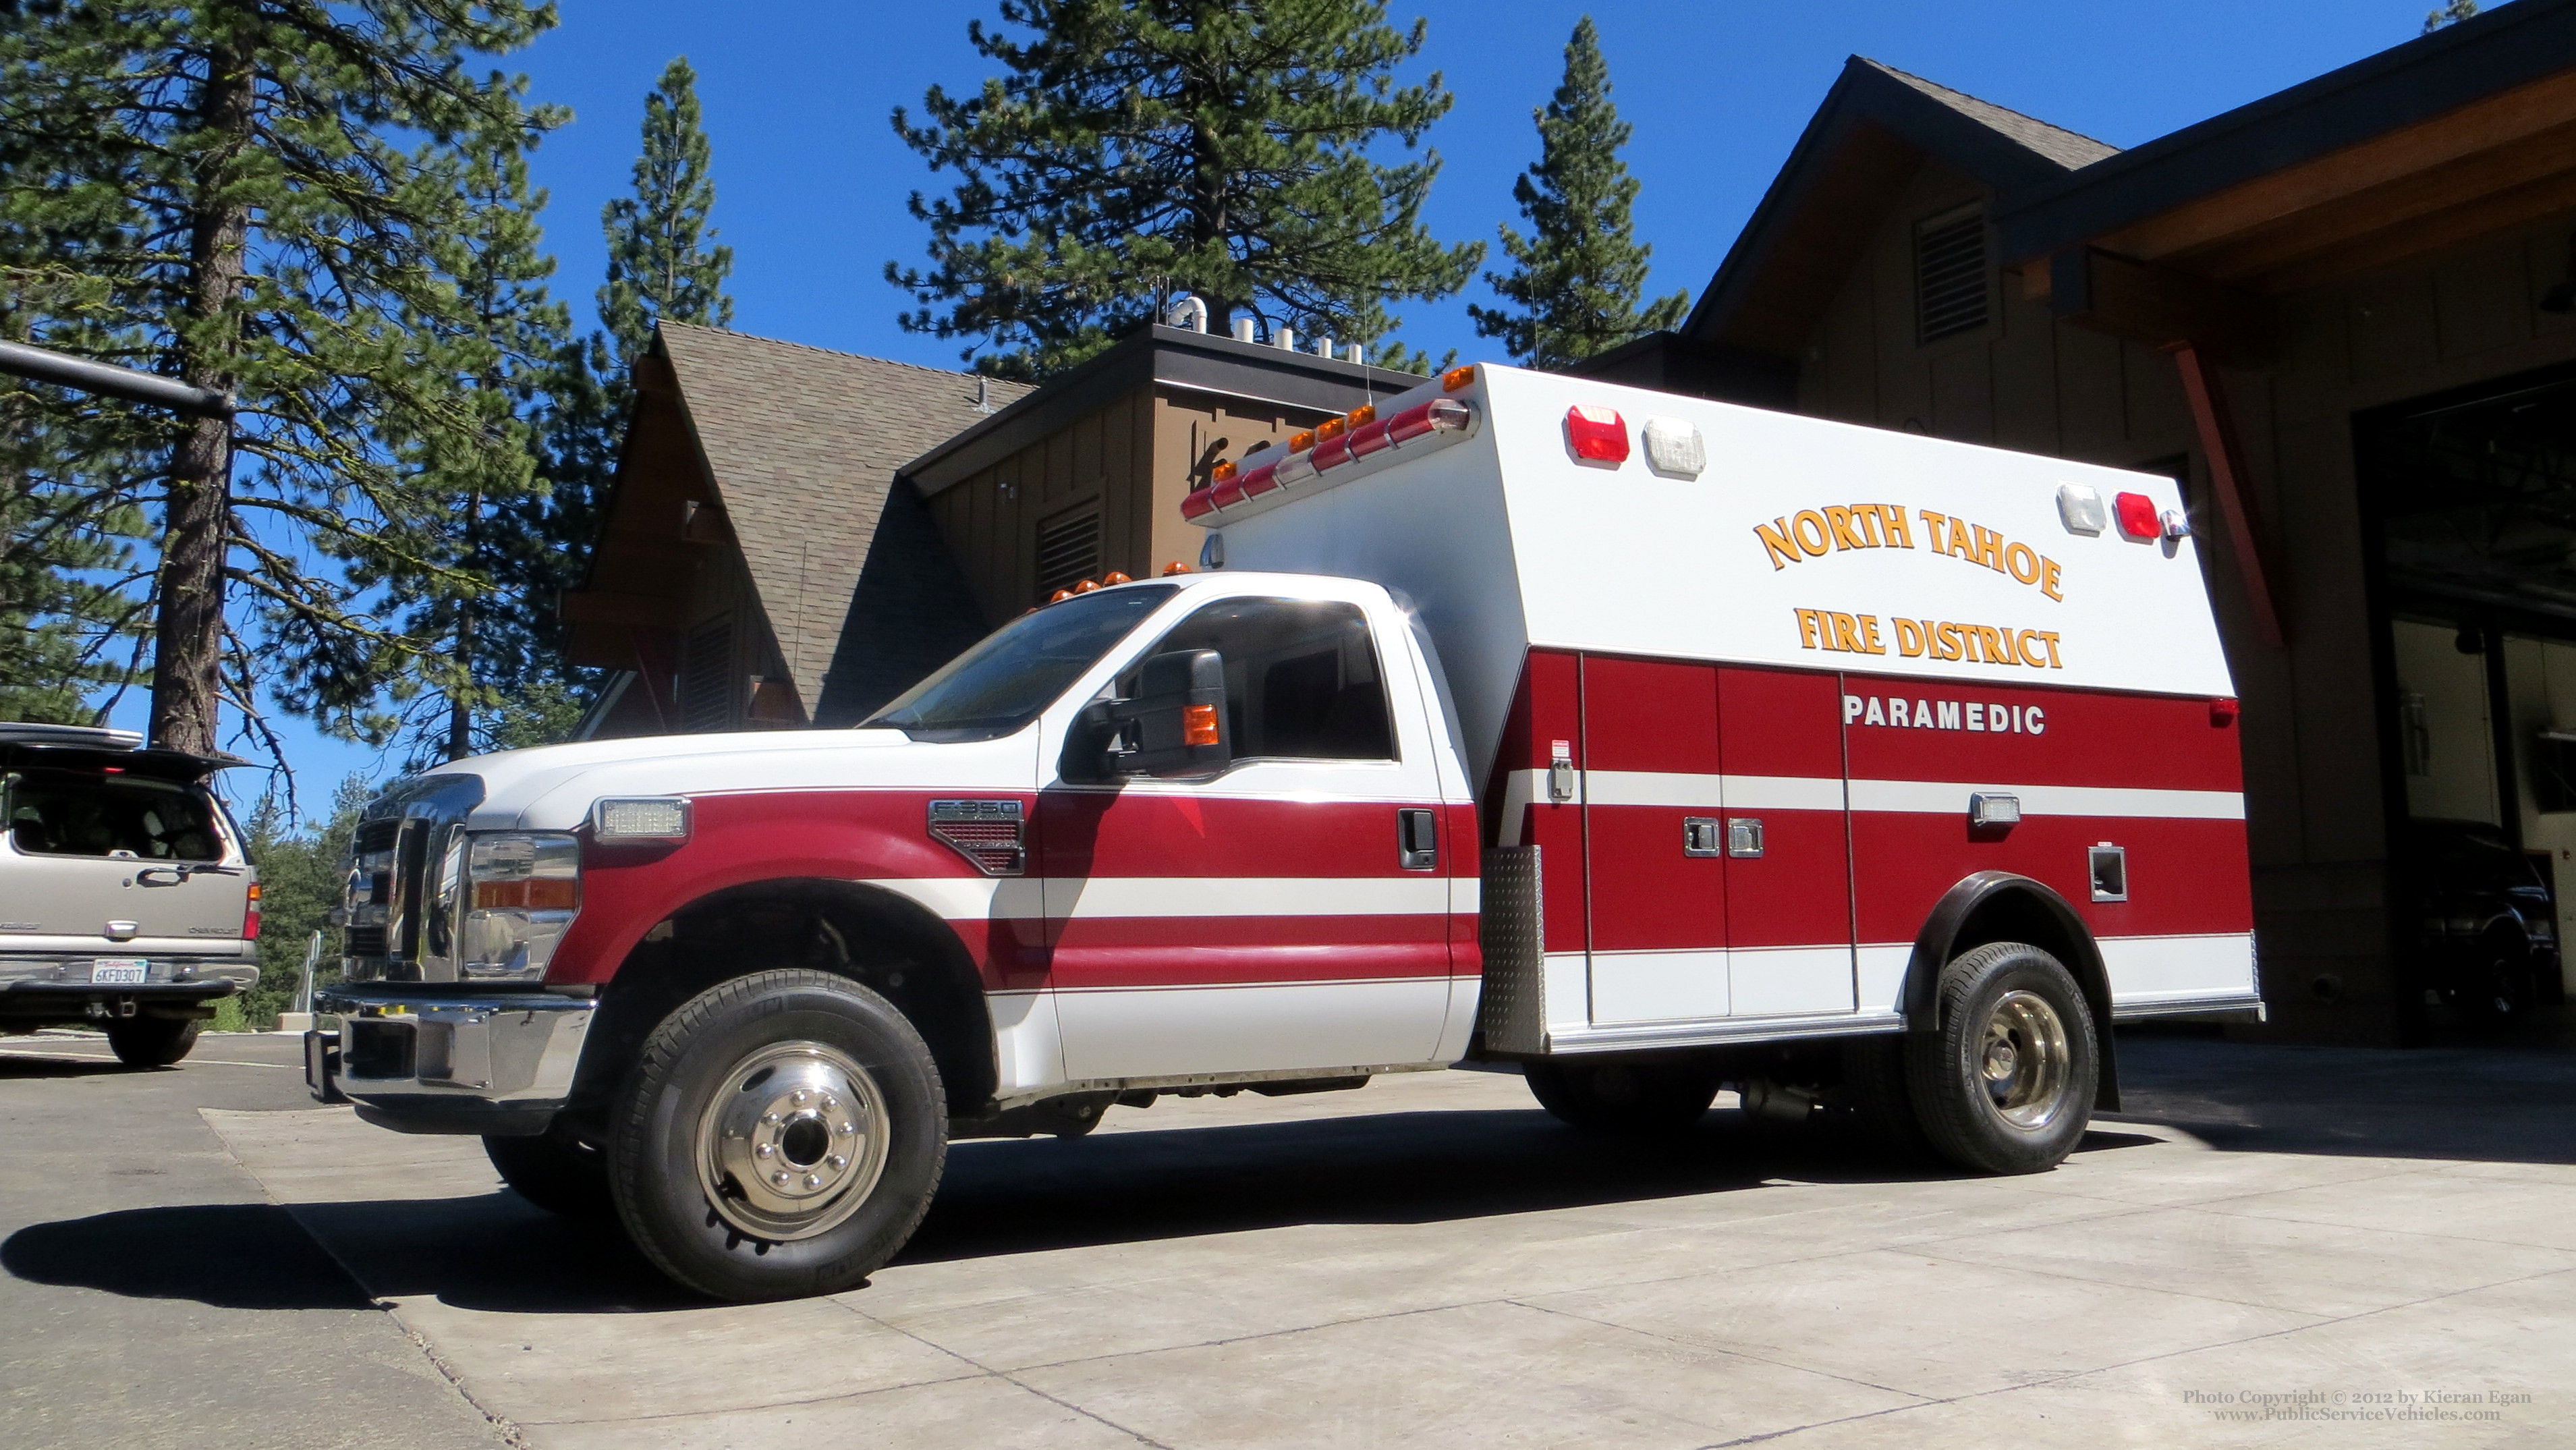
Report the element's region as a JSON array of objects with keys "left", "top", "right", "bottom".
[{"left": 0, "top": 1030, "right": 508, "bottom": 1450}]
